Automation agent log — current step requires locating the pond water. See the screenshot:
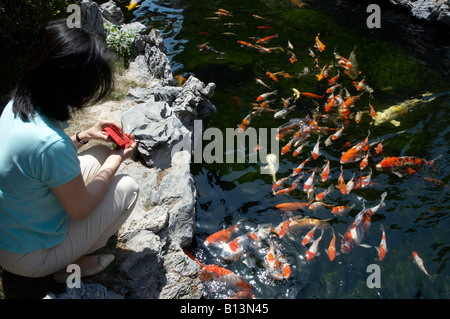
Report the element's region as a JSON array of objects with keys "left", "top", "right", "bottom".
[{"left": 129, "top": 0, "right": 450, "bottom": 299}]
